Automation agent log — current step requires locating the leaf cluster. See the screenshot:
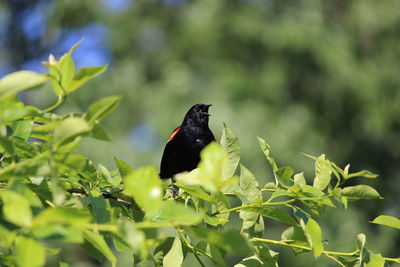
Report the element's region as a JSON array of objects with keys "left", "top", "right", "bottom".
[{"left": 0, "top": 42, "right": 399, "bottom": 267}]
